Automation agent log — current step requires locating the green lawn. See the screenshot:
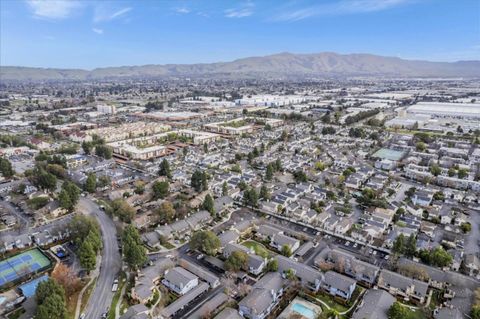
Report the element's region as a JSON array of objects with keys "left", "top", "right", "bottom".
[
  {"left": 107, "top": 274, "right": 126, "bottom": 319},
  {"left": 242, "top": 240, "right": 271, "bottom": 258},
  {"left": 315, "top": 292, "right": 349, "bottom": 313}
]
